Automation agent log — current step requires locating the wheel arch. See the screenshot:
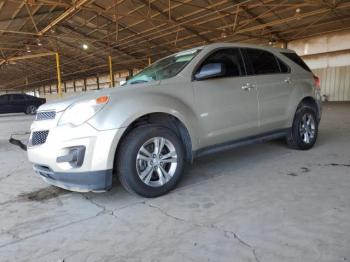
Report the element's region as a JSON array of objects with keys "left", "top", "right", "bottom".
[
  {"left": 114, "top": 112, "right": 194, "bottom": 167},
  {"left": 297, "top": 96, "right": 319, "bottom": 117},
  {"left": 288, "top": 96, "right": 320, "bottom": 127}
]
